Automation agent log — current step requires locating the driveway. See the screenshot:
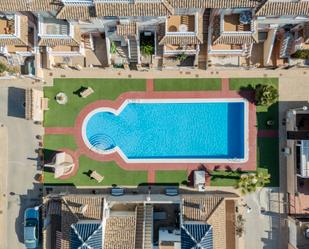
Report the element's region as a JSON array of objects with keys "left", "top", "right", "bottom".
[{"left": 0, "top": 79, "right": 44, "bottom": 249}]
